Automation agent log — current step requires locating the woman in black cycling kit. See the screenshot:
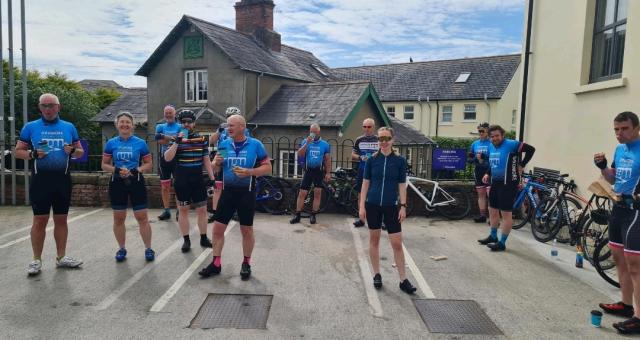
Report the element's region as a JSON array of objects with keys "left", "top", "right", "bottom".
[
  {"left": 101, "top": 112, "right": 155, "bottom": 262},
  {"left": 358, "top": 127, "right": 417, "bottom": 295}
]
